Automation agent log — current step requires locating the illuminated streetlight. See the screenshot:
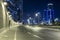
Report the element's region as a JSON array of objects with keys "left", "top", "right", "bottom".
[
  {"left": 7, "top": 11, "right": 10, "bottom": 14},
  {"left": 35, "top": 12, "right": 40, "bottom": 24},
  {"left": 54, "top": 18, "right": 59, "bottom": 22},
  {"left": 3, "top": 2, "right": 8, "bottom": 6},
  {"left": 35, "top": 13, "right": 38, "bottom": 17},
  {"left": 35, "top": 12, "right": 40, "bottom": 17},
  {"left": 48, "top": 3, "right": 53, "bottom": 6}
]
